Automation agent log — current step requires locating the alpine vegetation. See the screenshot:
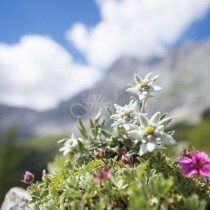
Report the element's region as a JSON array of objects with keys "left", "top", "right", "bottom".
[{"left": 26, "top": 73, "right": 210, "bottom": 210}]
